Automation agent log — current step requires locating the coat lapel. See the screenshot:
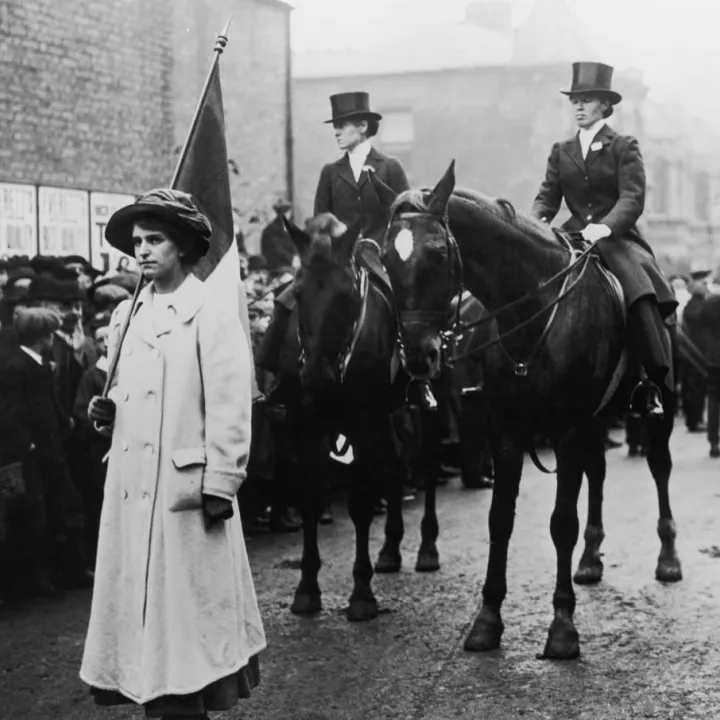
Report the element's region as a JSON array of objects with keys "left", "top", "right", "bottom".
[
  {"left": 358, "top": 147, "right": 385, "bottom": 188},
  {"left": 585, "top": 124, "right": 615, "bottom": 169},
  {"left": 564, "top": 135, "right": 586, "bottom": 173},
  {"left": 336, "top": 154, "right": 358, "bottom": 189}
]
